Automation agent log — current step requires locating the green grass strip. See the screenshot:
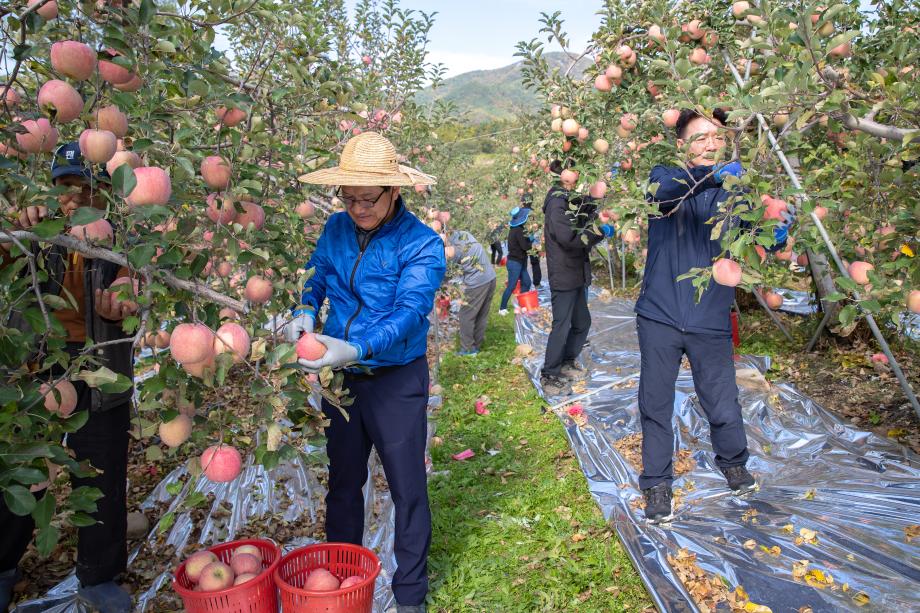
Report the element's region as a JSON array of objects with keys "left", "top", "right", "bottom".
[{"left": 427, "top": 275, "right": 651, "bottom": 611}]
